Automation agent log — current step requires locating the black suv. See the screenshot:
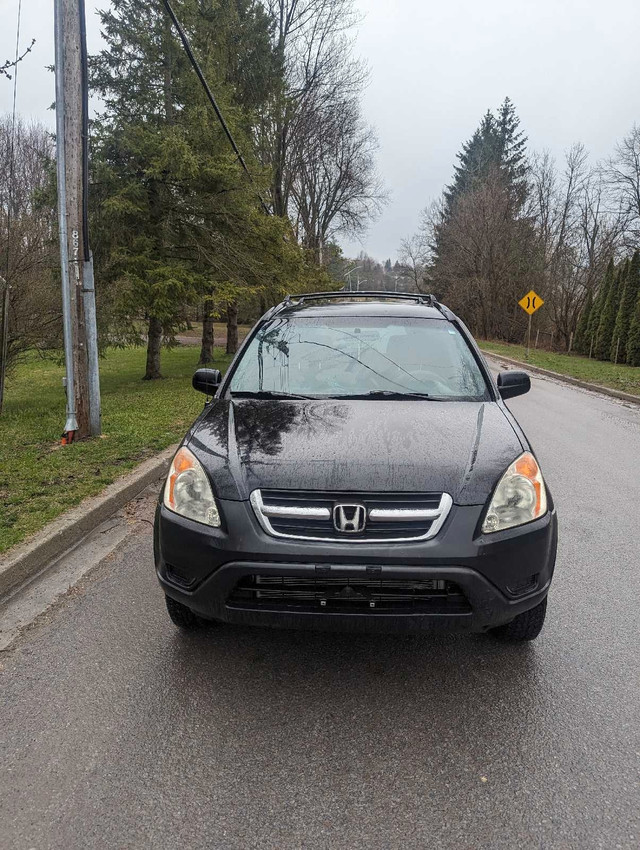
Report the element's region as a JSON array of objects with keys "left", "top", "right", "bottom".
[{"left": 154, "top": 292, "right": 557, "bottom": 641}]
